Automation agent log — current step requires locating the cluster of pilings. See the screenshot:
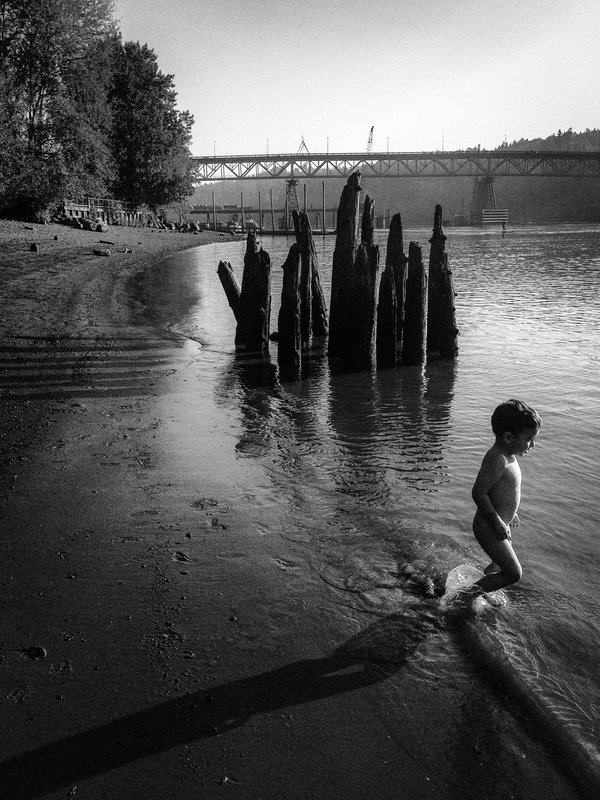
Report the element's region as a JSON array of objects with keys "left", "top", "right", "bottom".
[{"left": 217, "top": 171, "right": 458, "bottom": 371}]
